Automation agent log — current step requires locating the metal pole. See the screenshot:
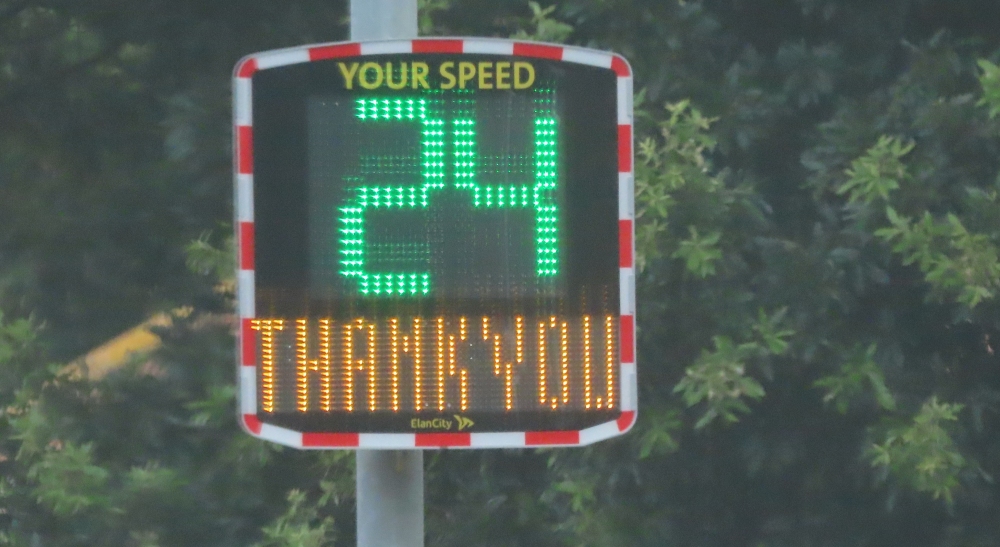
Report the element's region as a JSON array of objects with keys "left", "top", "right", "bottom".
[
  {"left": 351, "top": 0, "right": 417, "bottom": 41},
  {"left": 355, "top": 449, "right": 424, "bottom": 547},
  {"left": 350, "top": 4, "right": 422, "bottom": 547}
]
